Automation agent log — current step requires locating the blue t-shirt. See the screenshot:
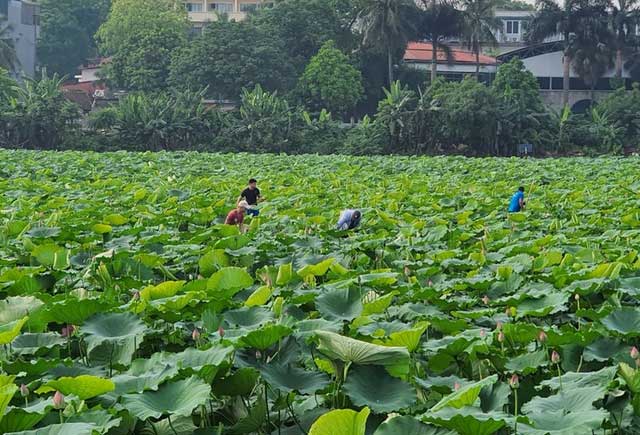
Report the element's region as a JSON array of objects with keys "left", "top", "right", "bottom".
[{"left": 508, "top": 191, "right": 524, "bottom": 212}]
